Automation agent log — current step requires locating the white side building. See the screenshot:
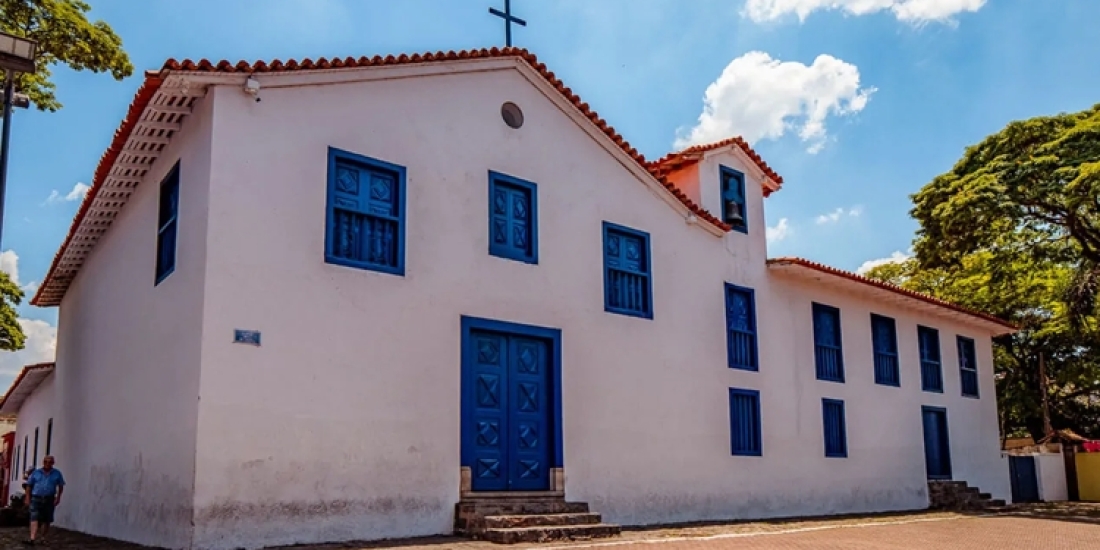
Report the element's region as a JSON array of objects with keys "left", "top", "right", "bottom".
[
  {"left": 0, "top": 363, "right": 57, "bottom": 495},
  {"left": 28, "top": 48, "right": 1016, "bottom": 549}
]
